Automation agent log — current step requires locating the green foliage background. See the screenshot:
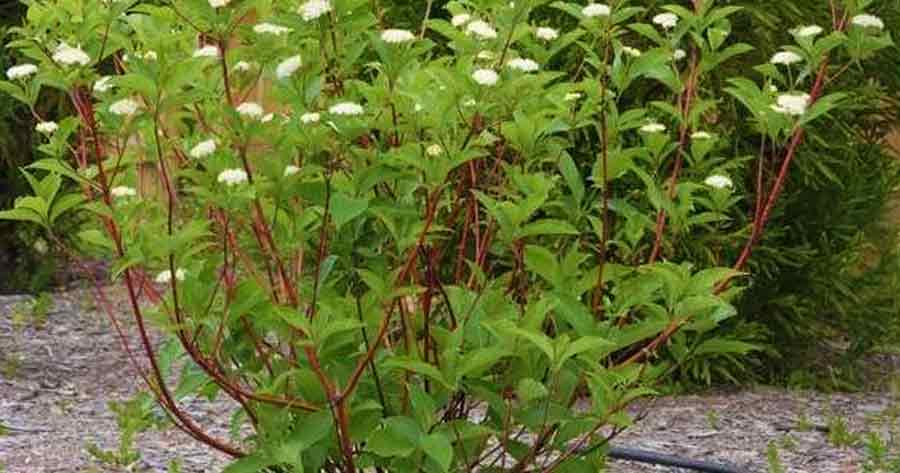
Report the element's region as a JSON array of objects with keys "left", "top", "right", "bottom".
[{"left": 1, "top": 0, "right": 897, "bottom": 387}]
